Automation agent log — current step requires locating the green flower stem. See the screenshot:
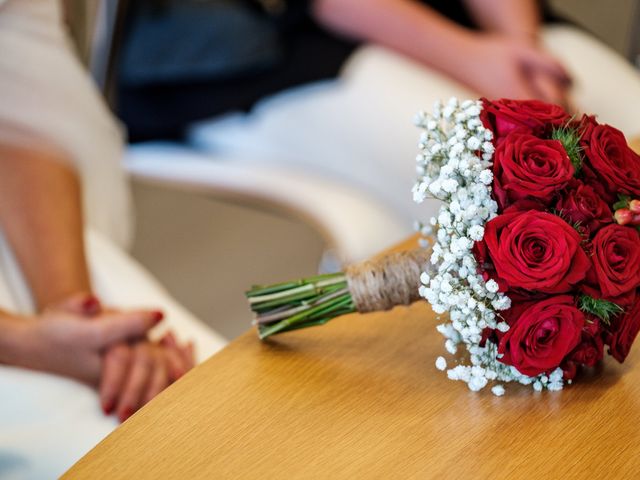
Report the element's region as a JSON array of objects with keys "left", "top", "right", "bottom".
[
  {"left": 257, "top": 293, "right": 355, "bottom": 339},
  {"left": 255, "top": 287, "right": 350, "bottom": 324},
  {"left": 251, "top": 286, "right": 340, "bottom": 312},
  {"left": 247, "top": 273, "right": 346, "bottom": 297},
  {"left": 247, "top": 275, "right": 346, "bottom": 304},
  {"left": 247, "top": 271, "right": 359, "bottom": 339}
]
